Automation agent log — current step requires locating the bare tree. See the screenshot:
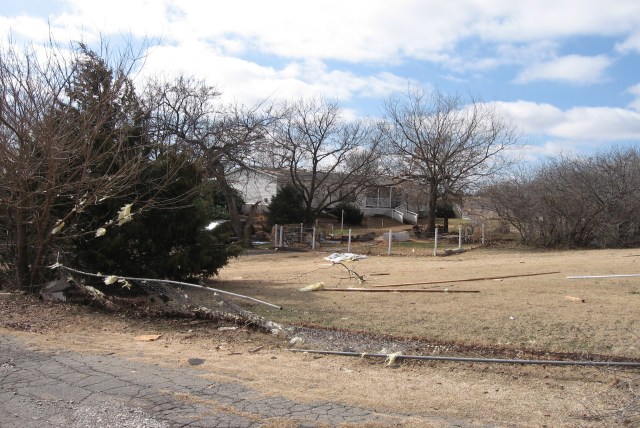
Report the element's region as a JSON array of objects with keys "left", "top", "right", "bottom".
[
  {"left": 484, "top": 147, "right": 640, "bottom": 247},
  {"left": 382, "top": 87, "right": 519, "bottom": 232},
  {"left": 270, "top": 97, "right": 383, "bottom": 223},
  {"left": 143, "top": 76, "right": 274, "bottom": 246},
  {"left": 0, "top": 38, "right": 166, "bottom": 289}
]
